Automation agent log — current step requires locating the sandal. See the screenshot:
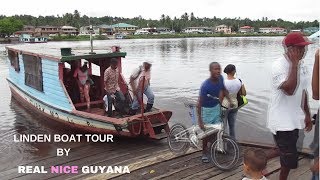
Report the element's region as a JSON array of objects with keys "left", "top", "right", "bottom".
[{"left": 201, "top": 154, "right": 210, "bottom": 163}]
